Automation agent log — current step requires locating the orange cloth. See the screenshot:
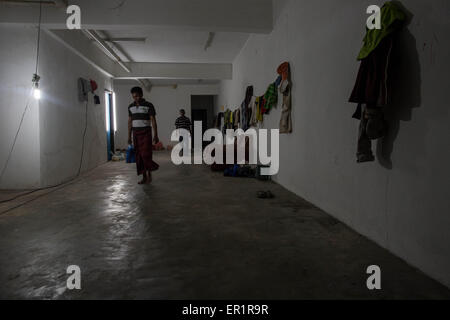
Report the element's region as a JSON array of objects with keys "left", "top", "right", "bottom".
[{"left": 277, "top": 62, "right": 290, "bottom": 81}]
